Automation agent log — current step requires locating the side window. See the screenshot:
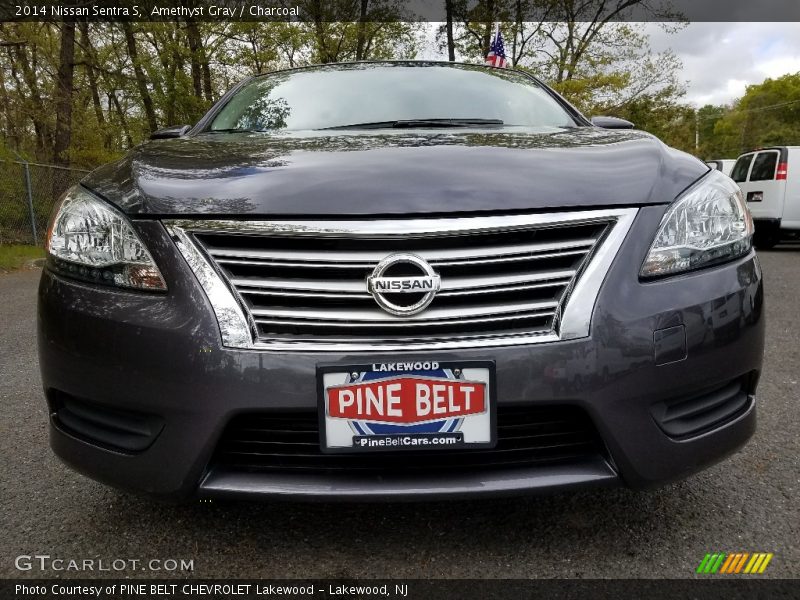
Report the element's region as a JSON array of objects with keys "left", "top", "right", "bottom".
[
  {"left": 730, "top": 154, "right": 754, "bottom": 183},
  {"left": 749, "top": 151, "right": 779, "bottom": 182}
]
